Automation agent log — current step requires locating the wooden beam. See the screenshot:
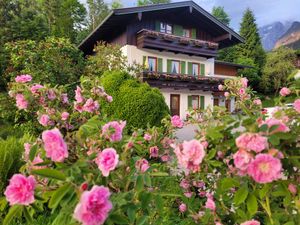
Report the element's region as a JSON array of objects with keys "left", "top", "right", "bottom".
[
  {"left": 138, "top": 12, "right": 142, "bottom": 21},
  {"left": 213, "top": 33, "right": 232, "bottom": 42},
  {"left": 189, "top": 6, "right": 193, "bottom": 13}
]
